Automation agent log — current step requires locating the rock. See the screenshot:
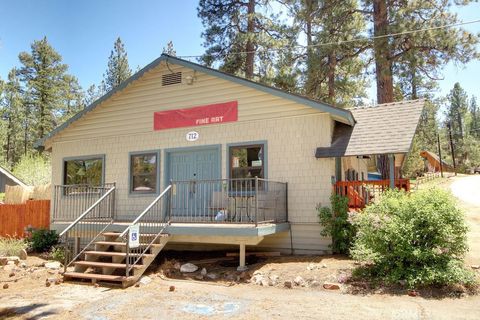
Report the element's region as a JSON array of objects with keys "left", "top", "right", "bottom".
[
  {"left": 251, "top": 274, "right": 263, "bottom": 285},
  {"left": 269, "top": 274, "right": 279, "bottom": 286},
  {"left": 139, "top": 276, "right": 152, "bottom": 285},
  {"left": 9, "top": 272, "right": 15, "bottom": 277},
  {"left": 294, "top": 276, "right": 305, "bottom": 286},
  {"left": 0, "top": 257, "right": 7, "bottom": 266},
  {"left": 45, "top": 281, "right": 51, "bottom": 287},
  {"left": 3, "top": 284, "right": 8, "bottom": 289},
  {"left": 200, "top": 268, "right": 207, "bottom": 276},
  {"left": 135, "top": 283, "right": 140, "bottom": 287},
  {"left": 337, "top": 274, "right": 348, "bottom": 284},
  {"left": 321, "top": 263, "right": 327, "bottom": 268},
  {"left": 224, "top": 273, "right": 236, "bottom": 281},
  {"left": 7, "top": 257, "right": 20, "bottom": 265},
  {"left": 284, "top": 280, "right": 293, "bottom": 289},
  {"left": 44, "top": 261, "right": 61, "bottom": 270},
  {"left": 407, "top": 290, "right": 418, "bottom": 297},
  {"left": 471, "top": 265, "right": 480, "bottom": 270},
  {"left": 310, "top": 280, "right": 320, "bottom": 287},
  {"left": 323, "top": 282, "right": 340, "bottom": 290},
  {"left": 20, "top": 262, "right": 27, "bottom": 268},
  {"left": 169, "top": 285, "right": 175, "bottom": 292},
  {"left": 54, "top": 279, "right": 62, "bottom": 285},
  {"left": 19, "top": 249, "right": 27, "bottom": 260},
  {"left": 180, "top": 263, "right": 198, "bottom": 273},
  {"left": 307, "top": 263, "right": 316, "bottom": 271},
  {"left": 260, "top": 279, "right": 270, "bottom": 287},
  {"left": 94, "top": 283, "right": 99, "bottom": 288},
  {"left": 206, "top": 273, "right": 218, "bottom": 280},
  {"left": 194, "top": 274, "right": 204, "bottom": 280}
]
